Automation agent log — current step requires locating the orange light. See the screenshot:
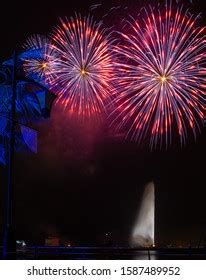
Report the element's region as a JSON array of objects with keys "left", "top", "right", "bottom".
[
  {"left": 80, "top": 68, "right": 88, "bottom": 76},
  {"left": 42, "top": 63, "right": 47, "bottom": 69},
  {"left": 160, "top": 75, "right": 167, "bottom": 83}
]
